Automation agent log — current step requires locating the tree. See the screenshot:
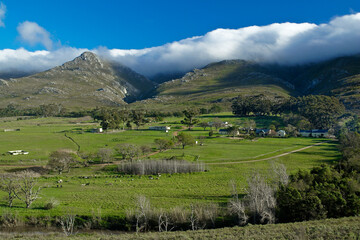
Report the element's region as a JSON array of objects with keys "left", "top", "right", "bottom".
[
  {"left": 97, "top": 148, "right": 113, "bottom": 163},
  {"left": 241, "top": 119, "right": 256, "bottom": 133},
  {"left": 154, "top": 138, "right": 174, "bottom": 152},
  {"left": 176, "top": 132, "right": 195, "bottom": 149},
  {"left": 228, "top": 181, "right": 248, "bottom": 225},
  {"left": 132, "top": 110, "right": 146, "bottom": 130},
  {"left": 0, "top": 173, "right": 18, "bottom": 207},
  {"left": 284, "top": 124, "right": 298, "bottom": 137},
  {"left": 181, "top": 109, "right": 200, "bottom": 130},
  {"left": 198, "top": 121, "right": 210, "bottom": 131},
  {"left": 212, "top": 118, "right": 224, "bottom": 130},
  {"left": 115, "top": 144, "right": 141, "bottom": 161},
  {"left": 232, "top": 95, "right": 251, "bottom": 116},
  {"left": 47, "top": 150, "right": 77, "bottom": 174},
  {"left": 14, "top": 170, "right": 42, "bottom": 208},
  {"left": 246, "top": 173, "right": 276, "bottom": 224},
  {"left": 227, "top": 126, "right": 239, "bottom": 138}
]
